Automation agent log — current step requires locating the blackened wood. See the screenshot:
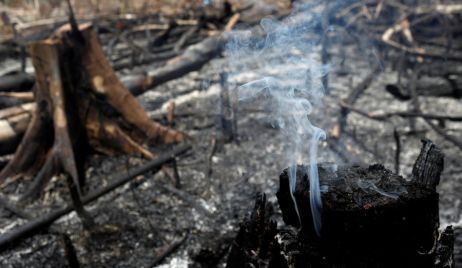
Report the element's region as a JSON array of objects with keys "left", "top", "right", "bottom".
[
  {"left": 0, "top": 143, "right": 190, "bottom": 251},
  {"left": 60, "top": 233, "right": 80, "bottom": 268},
  {"left": 190, "top": 232, "right": 235, "bottom": 268},
  {"left": 126, "top": 35, "right": 226, "bottom": 96},
  {"left": 0, "top": 73, "right": 35, "bottom": 92},
  {"left": 385, "top": 75, "right": 462, "bottom": 100},
  {"left": 150, "top": 231, "right": 189, "bottom": 267},
  {"left": 268, "top": 228, "right": 321, "bottom": 268},
  {"left": 277, "top": 163, "right": 440, "bottom": 267},
  {"left": 434, "top": 226, "right": 455, "bottom": 268},
  {"left": 0, "top": 96, "right": 24, "bottom": 109},
  {"left": 412, "top": 139, "right": 444, "bottom": 190},
  {"left": 218, "top": 73, "right": 235, "bottom": 143},
  {"left": 226, "top": 193, "right": 277, "bottom": 268},
  {"left": 336, "top": 65, "right": 380, "bottom": 137}
]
